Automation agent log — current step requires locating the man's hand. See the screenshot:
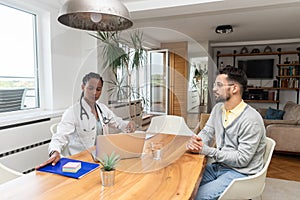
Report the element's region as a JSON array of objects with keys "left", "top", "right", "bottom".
[
  {"left": 186, "top": 134, "right": 203, "bottom": 153},
  {"left": 35, "top": 151, "right": 61, "bottom": 170},
  {"left": 125, "top": 121, "right": 136, "bottom": 133}
]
